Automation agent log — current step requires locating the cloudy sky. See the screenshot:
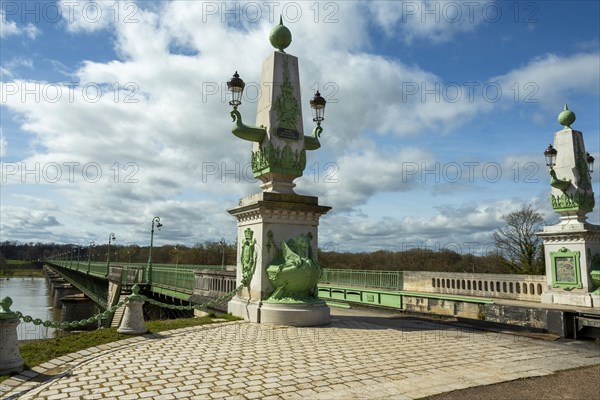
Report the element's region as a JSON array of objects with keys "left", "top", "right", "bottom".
[{"left": 1, "top": 0, "right": 599, "bottom": 254}]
